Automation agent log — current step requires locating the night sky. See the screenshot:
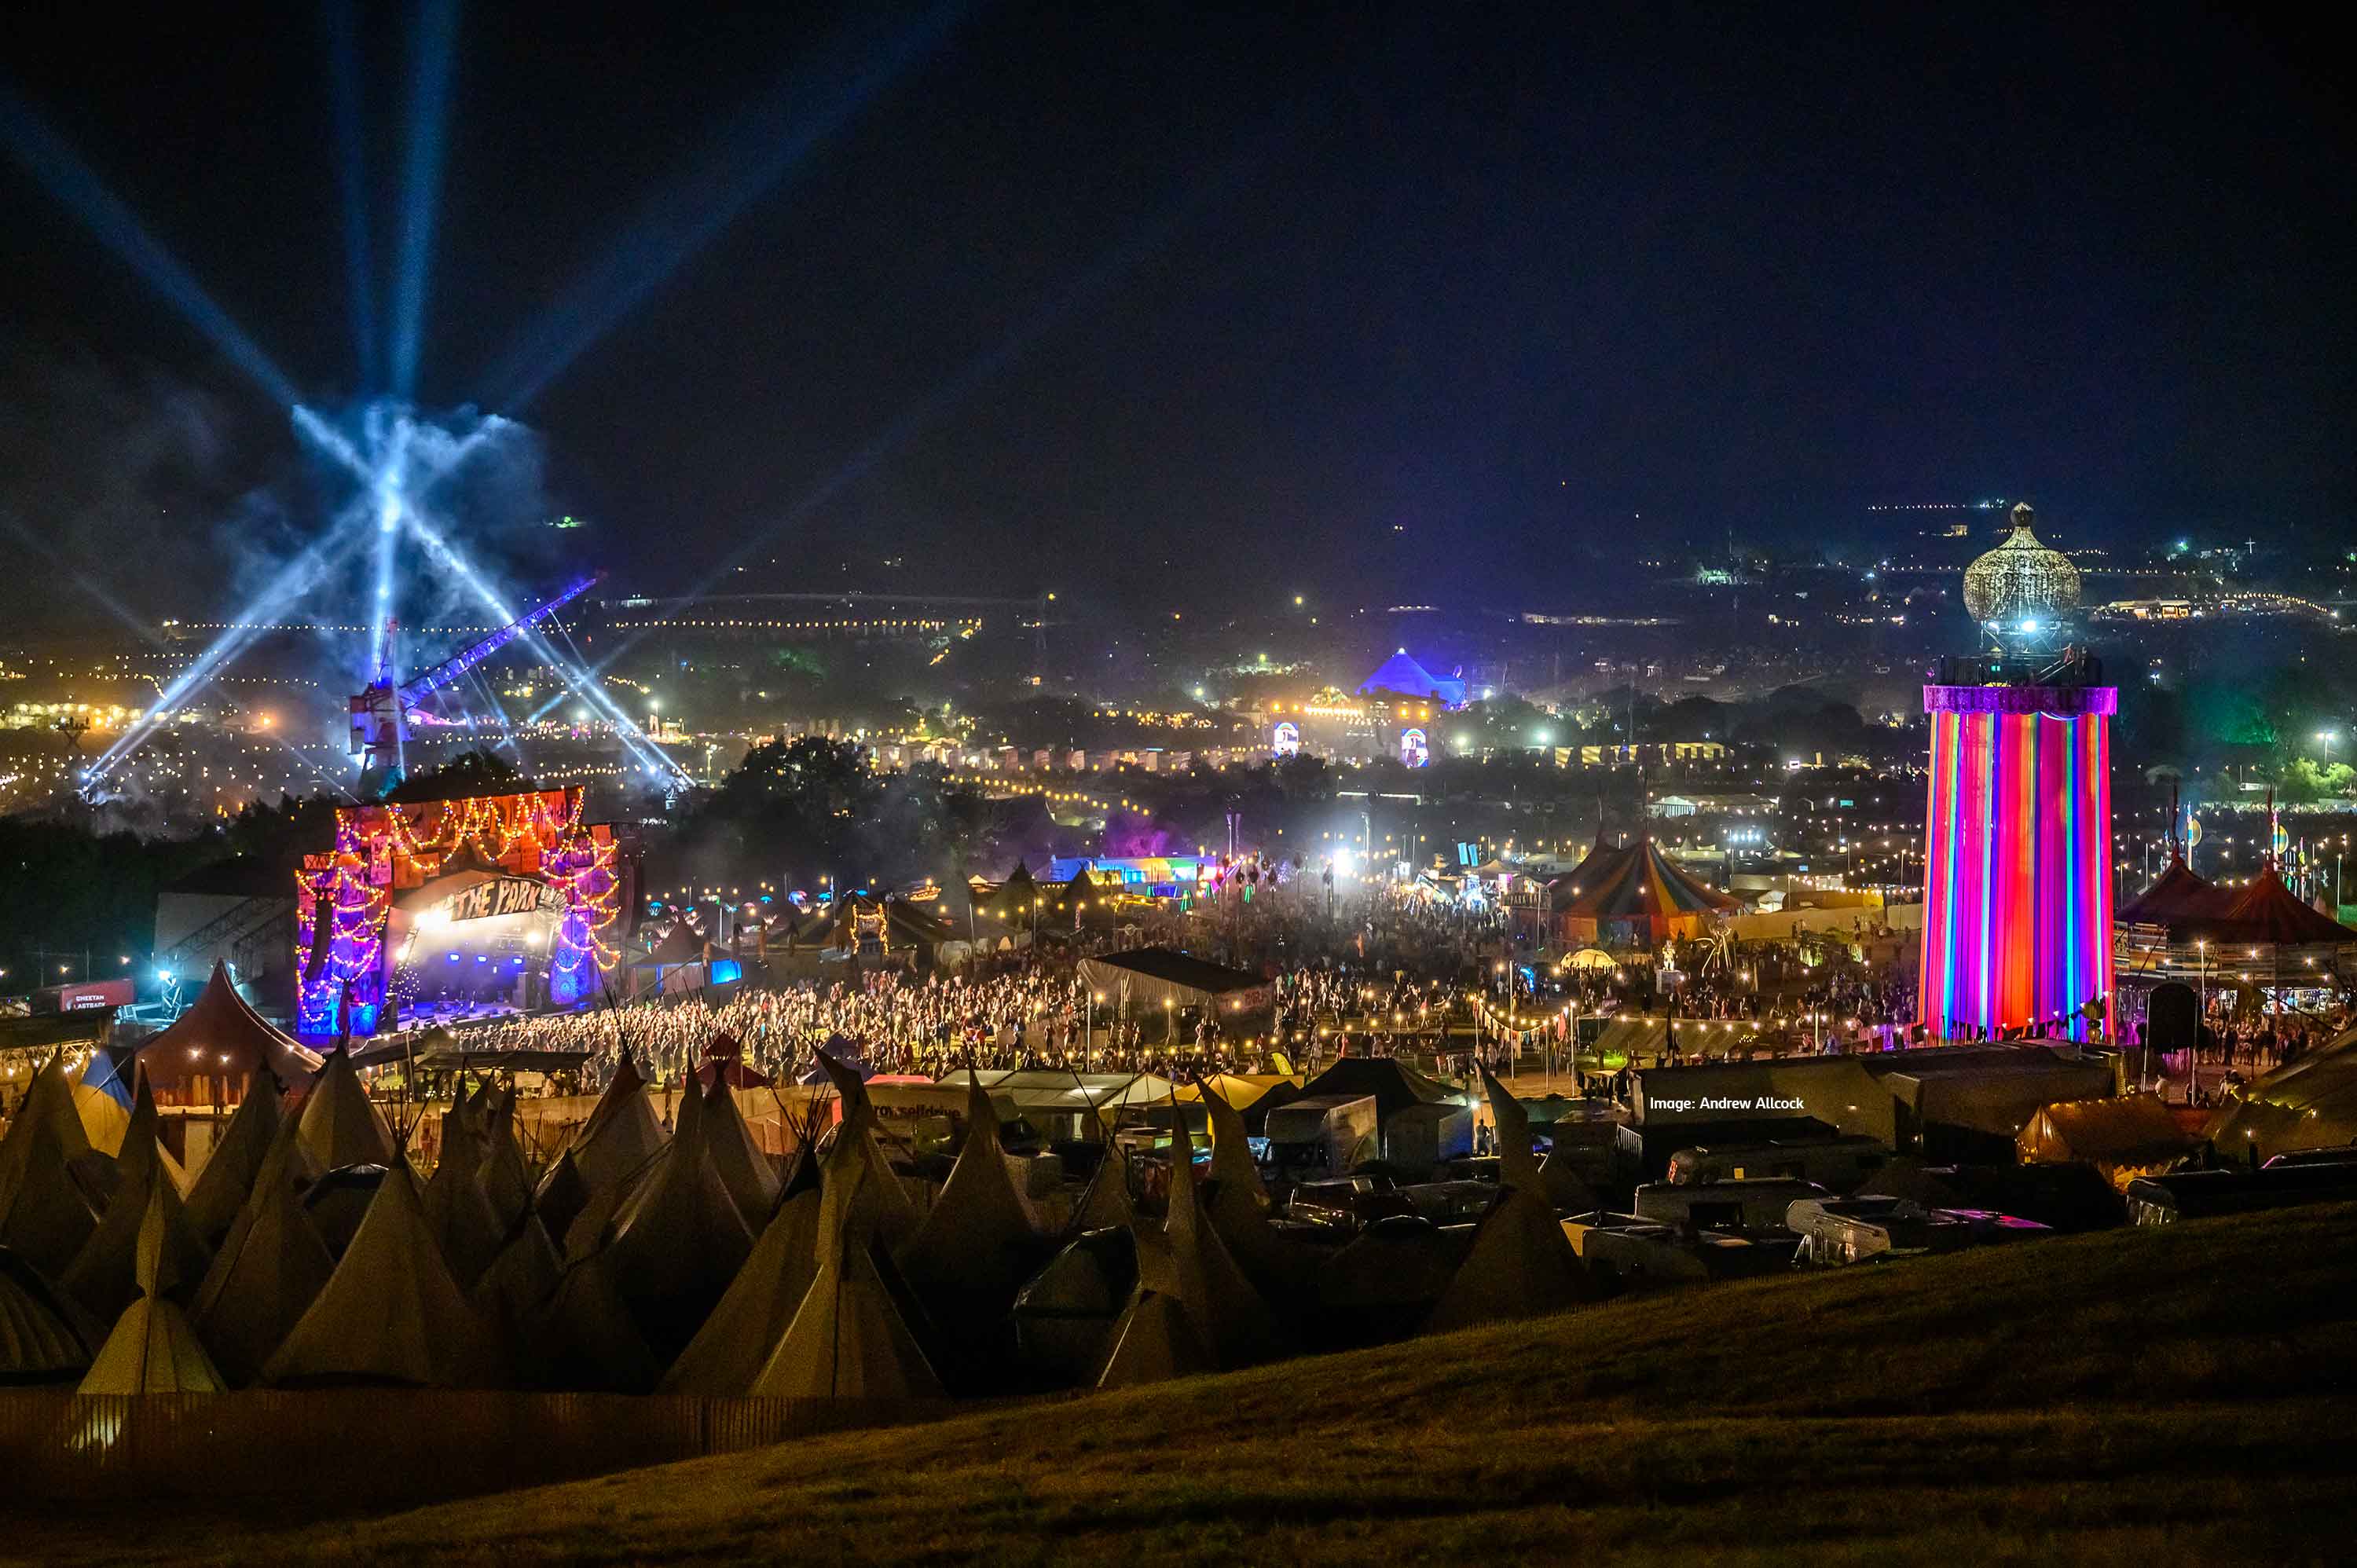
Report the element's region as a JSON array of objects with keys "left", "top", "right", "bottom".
[{"left": 2, "top": 2, "right": 2350, "bottom": 628}]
